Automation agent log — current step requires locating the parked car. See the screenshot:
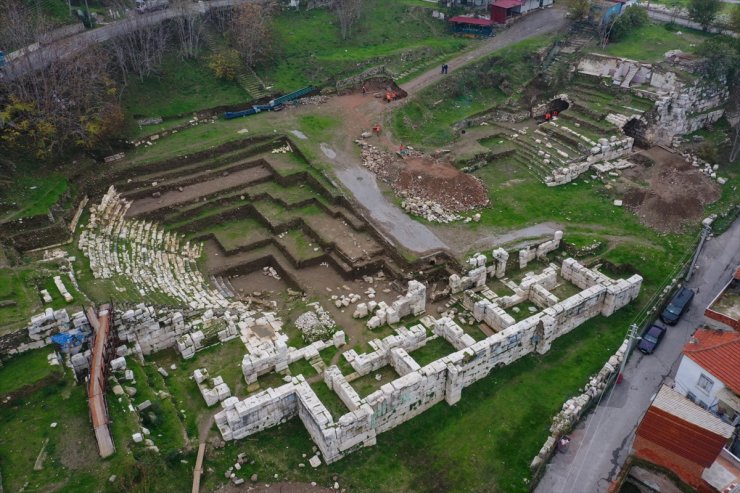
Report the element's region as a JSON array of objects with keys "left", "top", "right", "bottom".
[
  {"left": 136, "top": 0, "right": 169, "bottom": 14},
  {"left": 660, "top": 287, "right": 695, "bottom": 325},
  {"left": 638, "top": 324, "right": 667, "bottom": 355}
]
